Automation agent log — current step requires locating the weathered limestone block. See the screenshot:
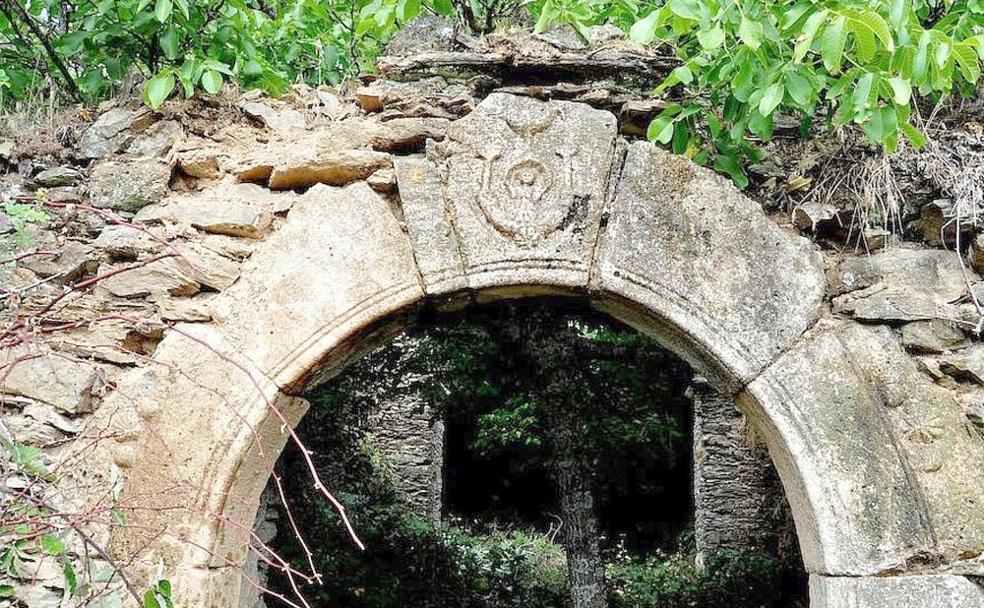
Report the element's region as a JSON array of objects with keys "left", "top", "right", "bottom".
[
  {"left": 394, "top": 155, "right": 467, "bottom": 292},
  {"left": 93, "top": 224, "right": 163, "bottom": 259},
  {"left": 239, "top": 101, "right": 306, "bottom": 133},
  {"left": 810, "top": 574, "right": 984, "bottom": 608},
  {"left": 4, "top": 401, "right": 78, "bottom": 445},
  {"left": 398, "top": 93, "right": 617, "bottom": 295},
  {"left": 238, "top": 487, "right": 279, "bottom": 608},
  {"left": 902, "top": 320, "right": 969, "bottom": 354},
  {"left": 936, "top": 345, "right": 984, "bottom": 388},
  {"left": 921, "top": 198, "right": 976, "bottom": 247},
  {"left": 210, "top": 182, "right": 424, "bottom": 388},
  {"left": 384, "top": 15, "right": 456, "bottom": 56},
  {"left": 367, "top": 167, "right": 397, "bottom": 192},
  {"left": 175, "top": 242, "right": 242, "bottom": 291},
  {"left": 19, "top": 239, "right": 96, "bottom": 282},
  {"left": 93, "top": 324, "right": 308, "bottom": 576},
  {"left": 691, "top": 381, "right": 785, "bottom": 561},
  {"left": 96, "top": 259, "right": 200, "bottom": 298},
  {"left": 791, "top": 200, "right": 841, "bottom": 233},
  {"left": 830, "top": 248, "right": 969, "bottom": 323},
  {"left": 35, "top": 166, "right": 82, "bottom": 187},
  {"left": 267, "top": 149, "right": 392, "bottom": 189},
  {"left": 742, "top": 320, "right": 984, "bottom": 576},
  {"left": 176, "top": 146, "right": 221, "bottom": 179},
  {"left": 89, "top": 158, "right": 172, "bottom": 212},
  {"left": 135, "top": 189, "right": 276, "bottom": 238},
  {"left": 368, "top": 117, "right": 450, "bottom": 152},
  {"left": 126, "top": 119, "right": 184, "bottom": 158},
  {"left": 592, "top": 142, "right": 825, "bottom": 388},
  {"left": 155, "top": 294, "right": 214, "bottom": 322},
  {"left": 0, "top": 349, "right": 99, "bottom": 414},
  {"left": 231, "top": 115, "right": 442, "bottom": 187},
  {"left": 78, "top": 107, "right": 154, "bottom": 159}
]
